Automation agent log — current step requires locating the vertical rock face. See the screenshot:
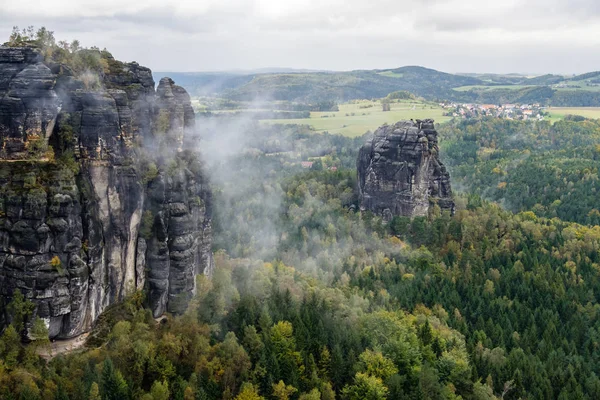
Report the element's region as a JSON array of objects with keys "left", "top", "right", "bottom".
[
  {"left": 0, "top": 45, "right": 212, "bottom": 339},
  {"left": 0, "top": 47, "right": 58, "bottom": 157},
  {"left": 357, "top": 119, "right": 454, "bottom": 220},
  {"left": 144, "top": 166, "right": 212, "bottom": 317},
  {"left": 155, "top": 77, "right": 195, "bottom": 150}
]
